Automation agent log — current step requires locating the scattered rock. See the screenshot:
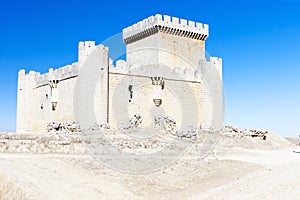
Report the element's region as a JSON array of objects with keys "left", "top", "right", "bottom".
[
  {"left": 223, "top": 125, "right": 267, "bottom": 140},
  {"left": 120, "top": 114, "right": 142, "bottom": 131},
  {"left": 154, "top": 116, "right": 200, "bottom": 140},
  {"left": 46, "top": 121, "right": 81, "bottom": 134},
  {"left": 175, "top": 126, "right": 199, "bottom": 140},
  {"left": 89, "top": 123, "right": 110, "bottom": 131},
  {"left": 154, "top": 115, "right": 177, "bottom": 134}
]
